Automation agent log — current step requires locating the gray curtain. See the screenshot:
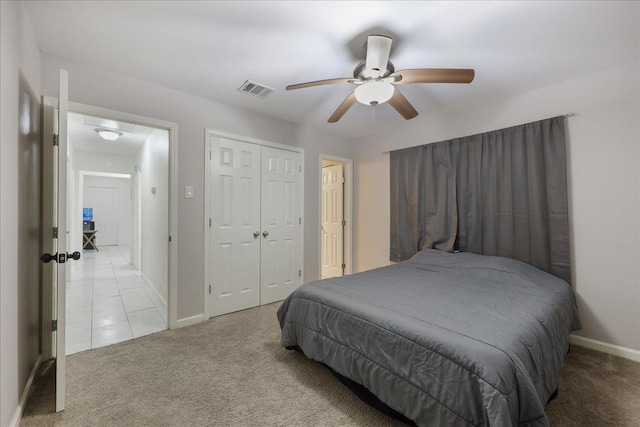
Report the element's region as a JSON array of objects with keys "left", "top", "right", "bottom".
[{"left": 390, "top": 116, "right": 571, "bottom": 283}]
